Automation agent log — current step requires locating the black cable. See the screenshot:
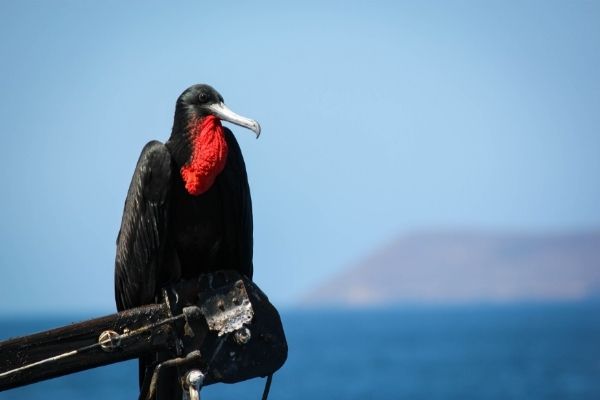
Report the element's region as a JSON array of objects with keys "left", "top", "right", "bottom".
[{"left": 261, "top": 374, "right": 273, "bottom": 400}]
